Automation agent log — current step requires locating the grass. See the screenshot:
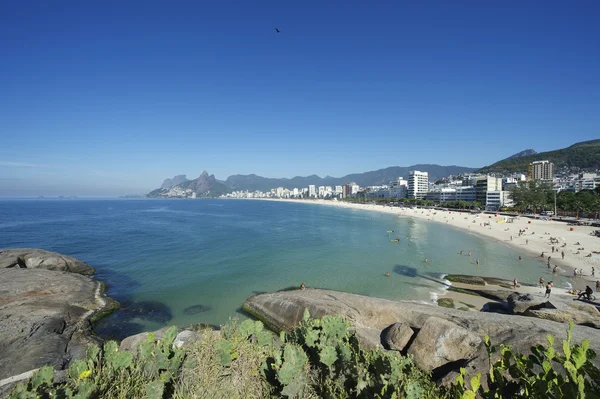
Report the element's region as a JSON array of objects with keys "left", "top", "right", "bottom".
[{"left": 174, "top": 322, "right": 275, "bottom": 399}]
